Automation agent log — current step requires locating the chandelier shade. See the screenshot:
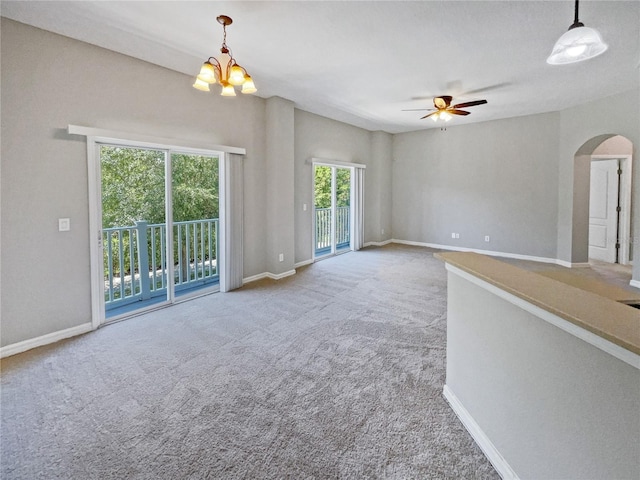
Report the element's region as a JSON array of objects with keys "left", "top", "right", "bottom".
[
  {"left": 547, "top": 0, "right": 607, "bottom": 65},
  {"left": 192, "top": 78, "right": 211, "bottom": 92},
  {"left": 193, "top": 15, "right": 257, "bottom": 96}
]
